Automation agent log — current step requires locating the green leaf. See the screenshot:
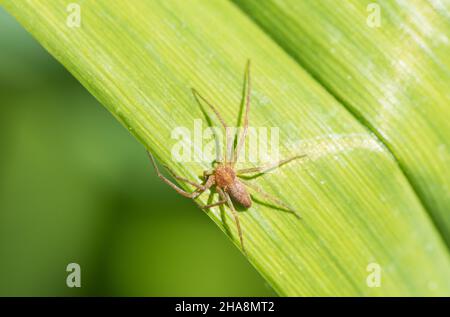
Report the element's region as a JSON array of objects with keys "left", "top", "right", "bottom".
[
  {"left": 234, "top": 0, "right": 450, "bottom": 245},
  {"left": 2, "top": 0, "right": 450, "bottom": 296}
]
